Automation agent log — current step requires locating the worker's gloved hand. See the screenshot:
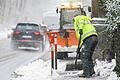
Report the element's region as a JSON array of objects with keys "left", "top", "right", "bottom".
[{"left": 79, "top": 29, "right": 83, "bottom": 35}]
